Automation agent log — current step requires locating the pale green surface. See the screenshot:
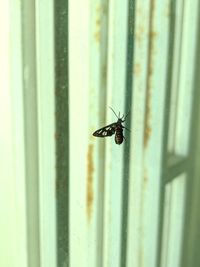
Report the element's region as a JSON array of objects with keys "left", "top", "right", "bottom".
[{"left": 1, "top": 0, "right": 200, "bottom": 267}]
